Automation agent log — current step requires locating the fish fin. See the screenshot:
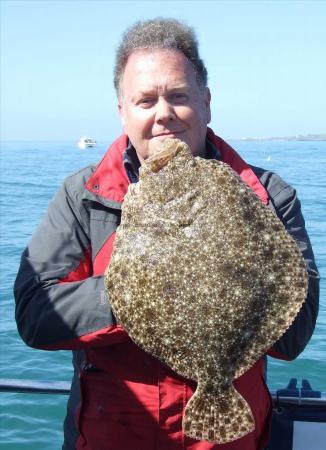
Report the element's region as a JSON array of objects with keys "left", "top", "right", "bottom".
[{"left": 183, "top": 383, "right": 255, "bottom": 444}]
